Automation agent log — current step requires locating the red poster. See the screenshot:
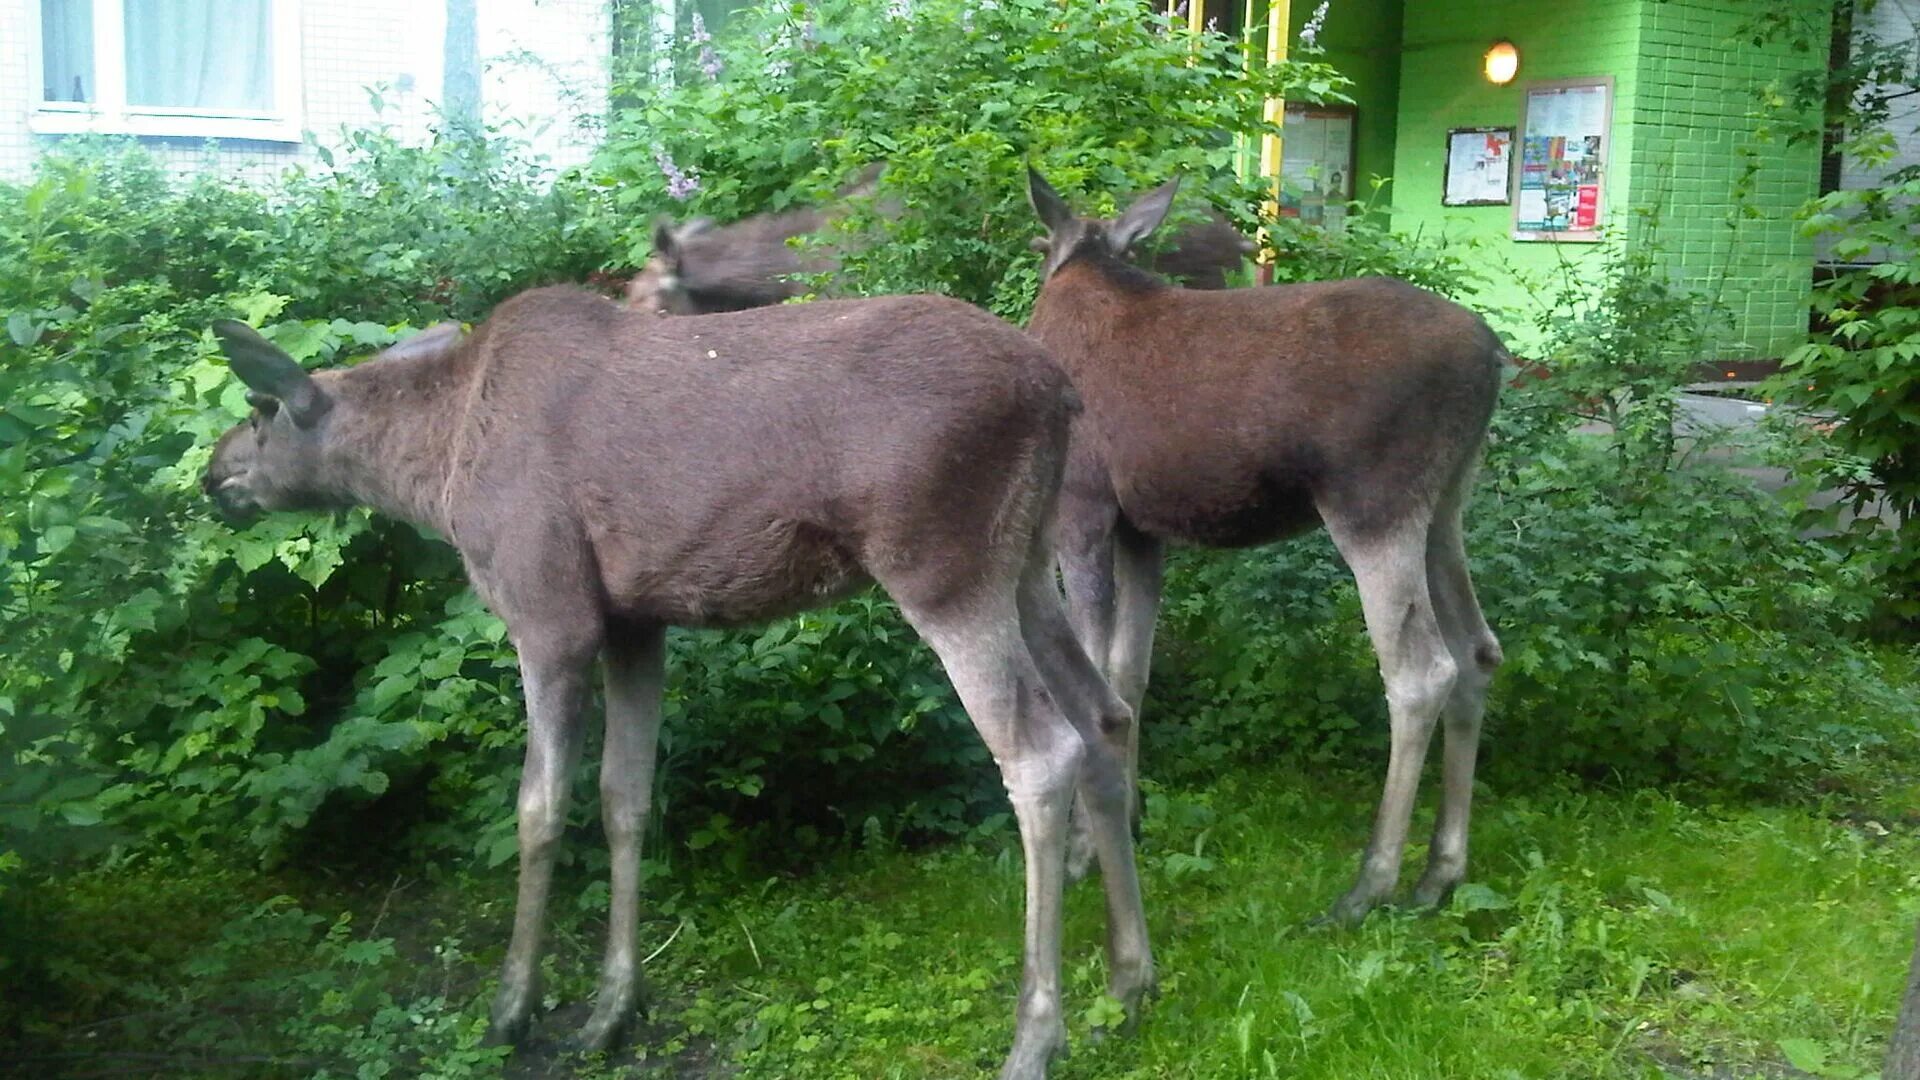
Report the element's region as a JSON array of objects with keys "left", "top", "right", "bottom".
[{"left": 1575, "top": 185, "right": 1599, "bottom": 229}]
